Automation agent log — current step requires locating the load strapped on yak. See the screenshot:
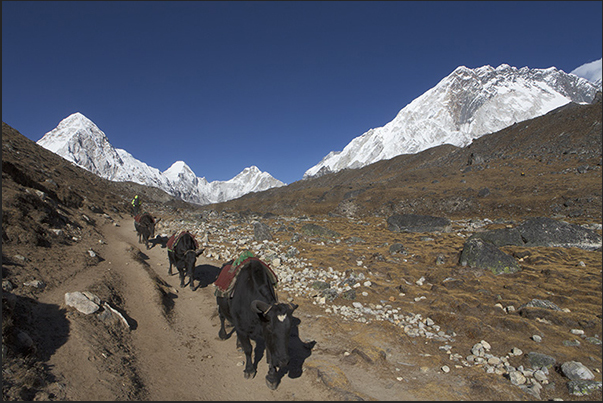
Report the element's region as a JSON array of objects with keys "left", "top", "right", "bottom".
[
  {"left": 166, "top": 231, "right": 199, "bottom": 253},
  {"left": 214, "top": 250, "right": 278, "bottom": 298}
]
